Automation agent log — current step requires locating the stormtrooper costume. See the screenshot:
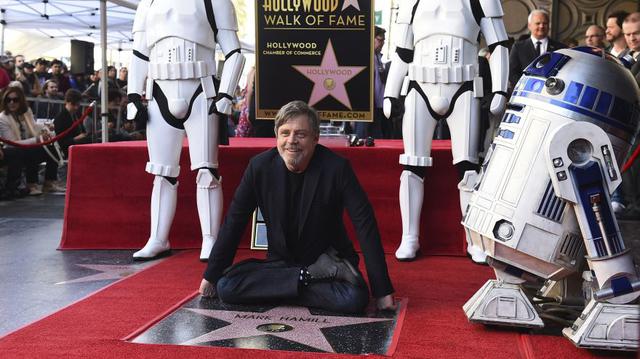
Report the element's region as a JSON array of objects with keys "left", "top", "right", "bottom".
[
  {"left": 383, "top": 0, "right": 509, "bottom": 261},
  {"left": 127, "top": 0, "right": 245, "bottom": 261}
]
